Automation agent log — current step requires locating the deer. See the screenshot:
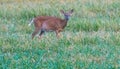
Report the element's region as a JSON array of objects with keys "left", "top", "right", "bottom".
[{"left": 29, "top": 9, "right": 73, "bottom": 39}]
